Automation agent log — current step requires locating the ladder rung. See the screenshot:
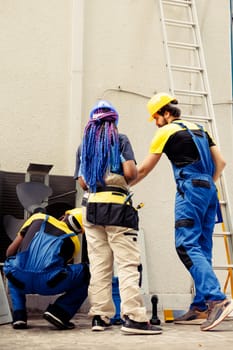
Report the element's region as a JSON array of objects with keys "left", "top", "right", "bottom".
[
  {"left": 165, "top": 19, "right": 195, "bottom": 28},
  {"left": 182, "top": 115, "right": 212, "bottom": 122},
  {"left": 168, "top": 41, "right": 199, "bottom": 50},
  {"left": 171, "top": 64, "right": 203, "bottom": 73},
  {"left": 214, "top": 232, "right": 232, "bottom": 237},
  {"left": 213, "top": 265, "right": 233, "bottom": 270},
  {"left": 162, "top": 0, "right": 192, "bottom": 6},
  {"left": 174, "top": 89, "right": 208, "bottom": 97}
]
